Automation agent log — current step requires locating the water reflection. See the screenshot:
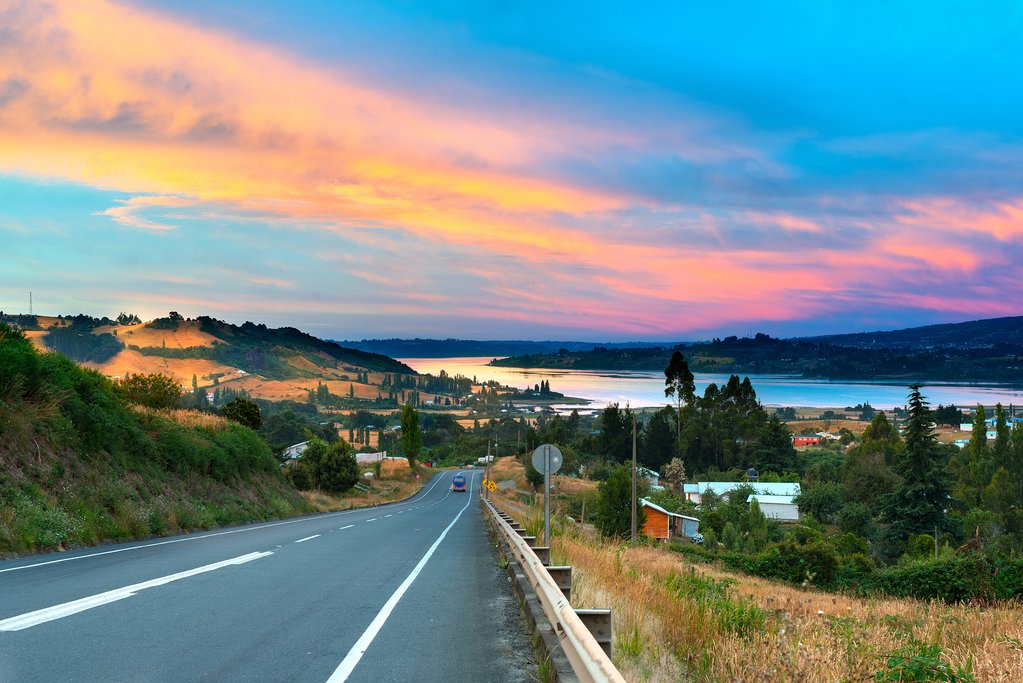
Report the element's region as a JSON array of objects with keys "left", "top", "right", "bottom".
[{"left": 400, "top": 357, "right": 1023, "bottom": 410}]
